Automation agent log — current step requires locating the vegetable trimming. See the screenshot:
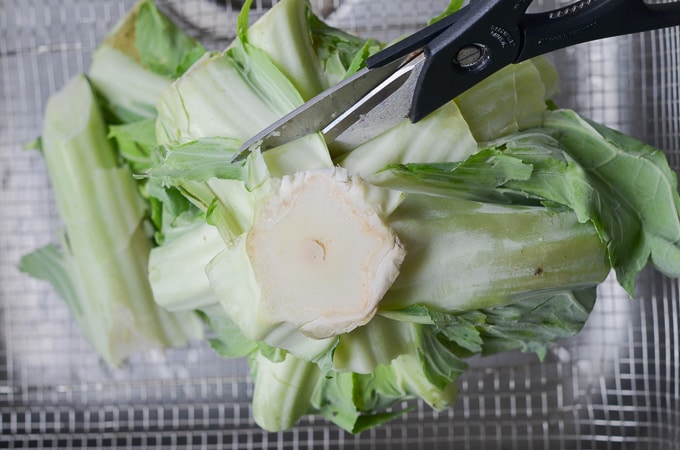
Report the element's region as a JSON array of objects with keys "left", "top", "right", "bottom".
[{"left": 21, "top": 0, "right": 680, "bottom": 433}]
